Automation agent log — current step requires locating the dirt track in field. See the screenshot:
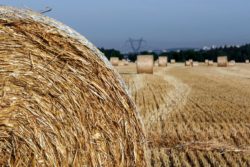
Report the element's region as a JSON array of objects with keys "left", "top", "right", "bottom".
[{"left": 116, "top": 63, "right": 250, "bottom": 167}]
